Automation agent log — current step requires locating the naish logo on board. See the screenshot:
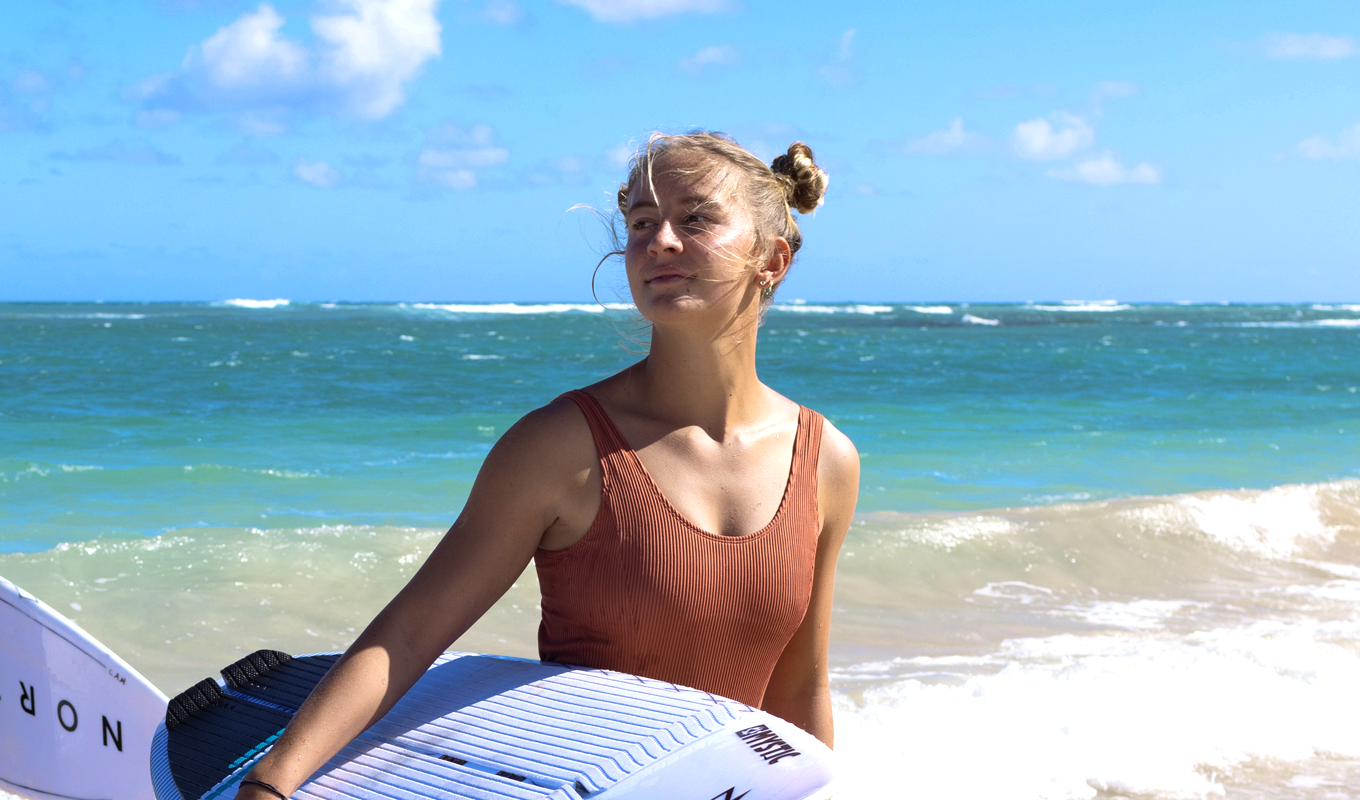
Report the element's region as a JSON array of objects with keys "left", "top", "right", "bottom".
[{"left": 734, "top": 723, "right": 801, "bottom": 765}]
